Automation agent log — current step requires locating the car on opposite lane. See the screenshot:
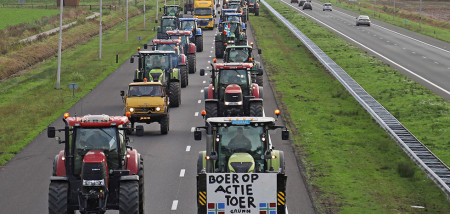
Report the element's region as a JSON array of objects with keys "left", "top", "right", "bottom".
[
  {"left": 323, "top": 3, "right": 332, "bottom": 11},
  {"left": 356, "top": 15, "right": 371, "bottom": 26},
  {"left": 303, "top": 2, "right": 313, "bottom": 10}
]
